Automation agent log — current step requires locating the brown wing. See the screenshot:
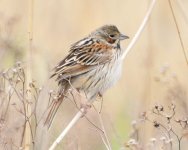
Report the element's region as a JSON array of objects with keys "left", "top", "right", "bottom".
[
  {"left": 45, "top": 38, "right": 114, "bottom": 127},
  {"left": 51, "top": 37, "right": 114, "bottom": 82}
]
